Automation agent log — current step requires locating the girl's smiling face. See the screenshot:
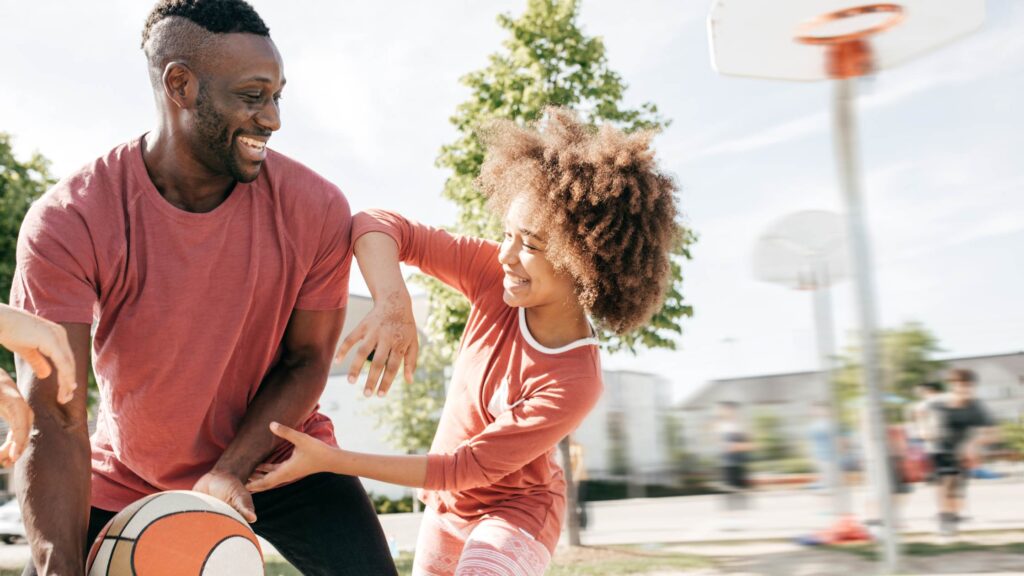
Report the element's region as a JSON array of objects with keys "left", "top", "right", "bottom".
[{"left": 497, "top": 197, "right": 576, "bottom": 310}]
